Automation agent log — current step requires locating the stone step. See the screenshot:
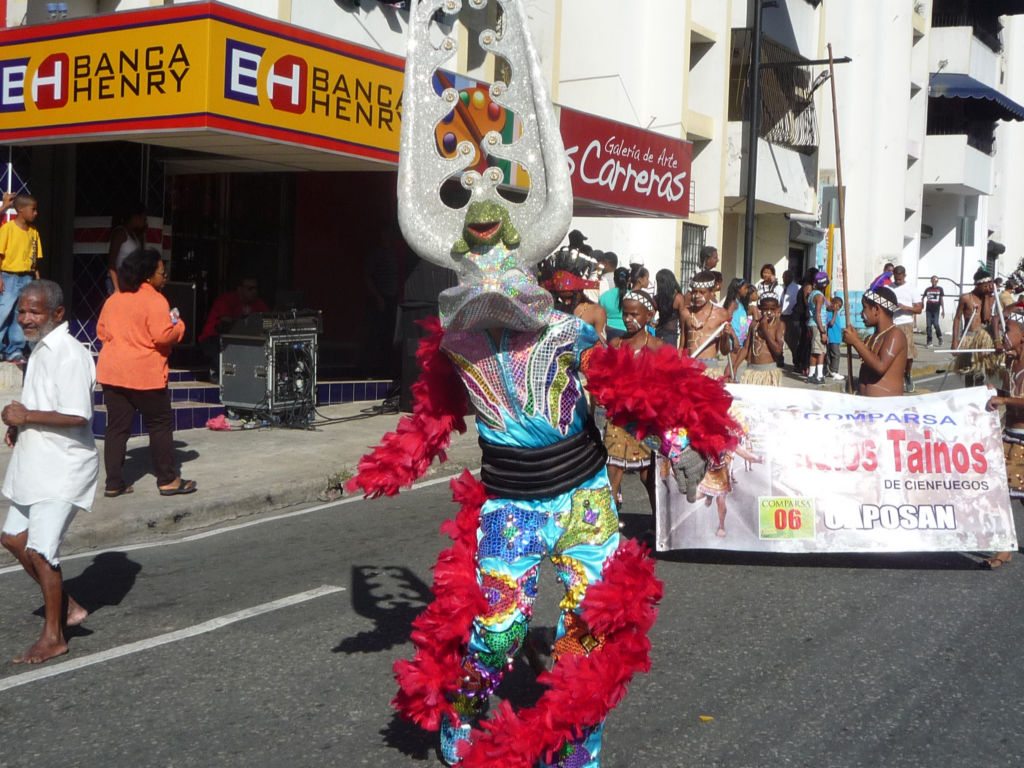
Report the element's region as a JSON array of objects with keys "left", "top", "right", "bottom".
[
  {"left": 92, "top": 400, "right": 226, "bottom": 439},
  {"left": 5, "top": 361, "right": 393, "bottom": 438},
  {"left": 91, "top": 380, "right": 220, "bottom": 406}
]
